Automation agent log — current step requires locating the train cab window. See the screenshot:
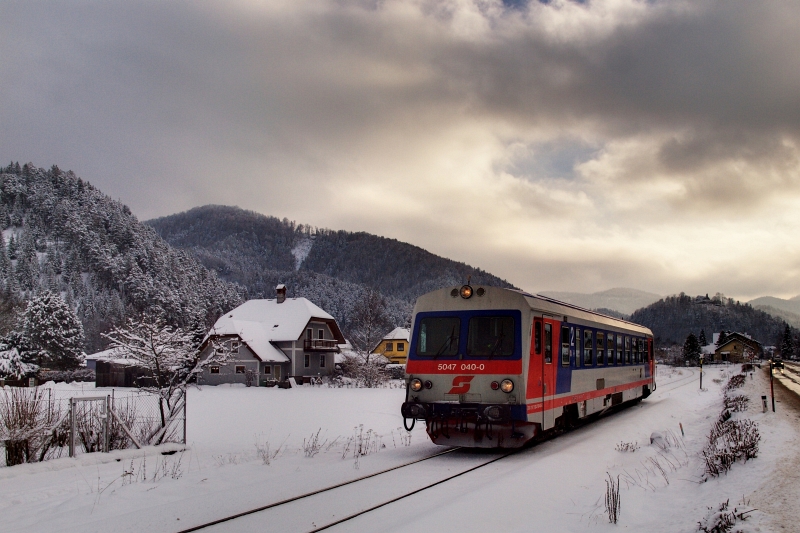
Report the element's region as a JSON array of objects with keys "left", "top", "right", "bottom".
[
  {"left": 561, "top": 326, "right": 570, "bottom": 366},
  {"left": 417, "top": 317, "right": 460, "bottom": 357},
  {"left": 583, "top": 330, "right": 593, "bottom": 366},
  {"left": 544, "top": 324, "right": 552, "bottom": 363},
  {"left": 534, "top": 321, "right": 542, "bottom": 354},
  {"left": 467, "top": 316, "right": 515, "bottom": 357},
  {"left": 625, "top": 337, "right": 631, "bottom": 363},
  {"left": 596, "top": 332, "right": 605, "bottom": 365},
  {"left": 607, "top": 334, "right": 615, "bottom": 364}
]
